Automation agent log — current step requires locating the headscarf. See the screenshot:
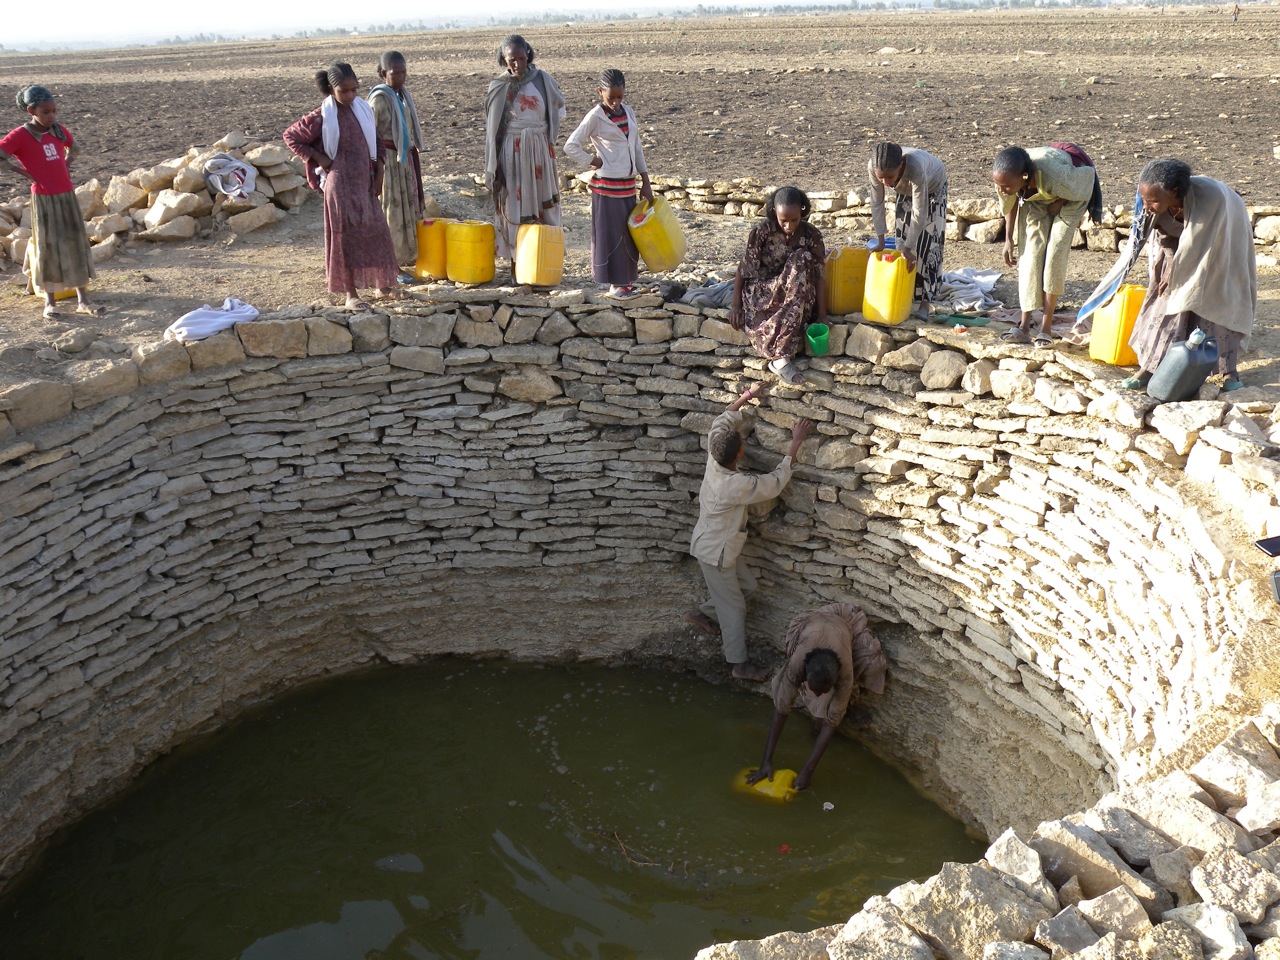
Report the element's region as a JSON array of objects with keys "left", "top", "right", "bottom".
[{"left": 15, "top": 85, "right": 54, "bottom": 111}]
